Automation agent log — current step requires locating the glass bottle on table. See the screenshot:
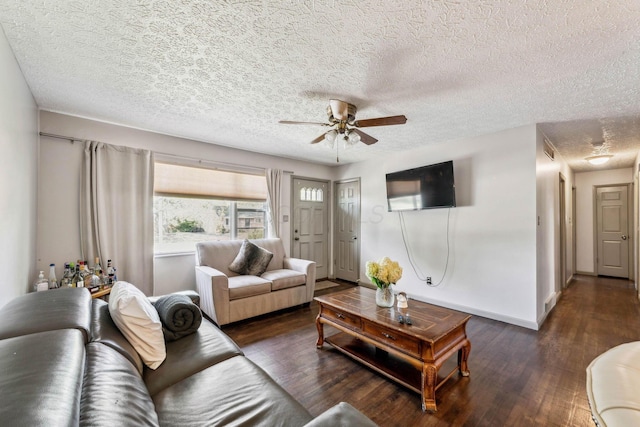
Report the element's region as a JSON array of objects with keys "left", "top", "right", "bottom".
[
  {"left": 94, "top": 257, "right": 103, "bottom": 277},
  {"left": 48, "top": 263, "right": 58, "bottom": 289},
  {"left": 60, "top": 263, "right": 71, "bottom": 288},
  {"left": 34, "top": 271, "right": 48, "bottom": 292},
  {"left": 87, "top": 267, "right": 101, "bottom": 290},
  {"left": 71, "top": 263, "right": 83, "bottom": 287},
  {"left": 67, "top": 262, "right": 76, "bottom": 287},
  {"left": 80, "top": 261, "right": 89, "bottom": 283},
  {"left": 106, "top": 259, "right": 116, "bottom": 287}
]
